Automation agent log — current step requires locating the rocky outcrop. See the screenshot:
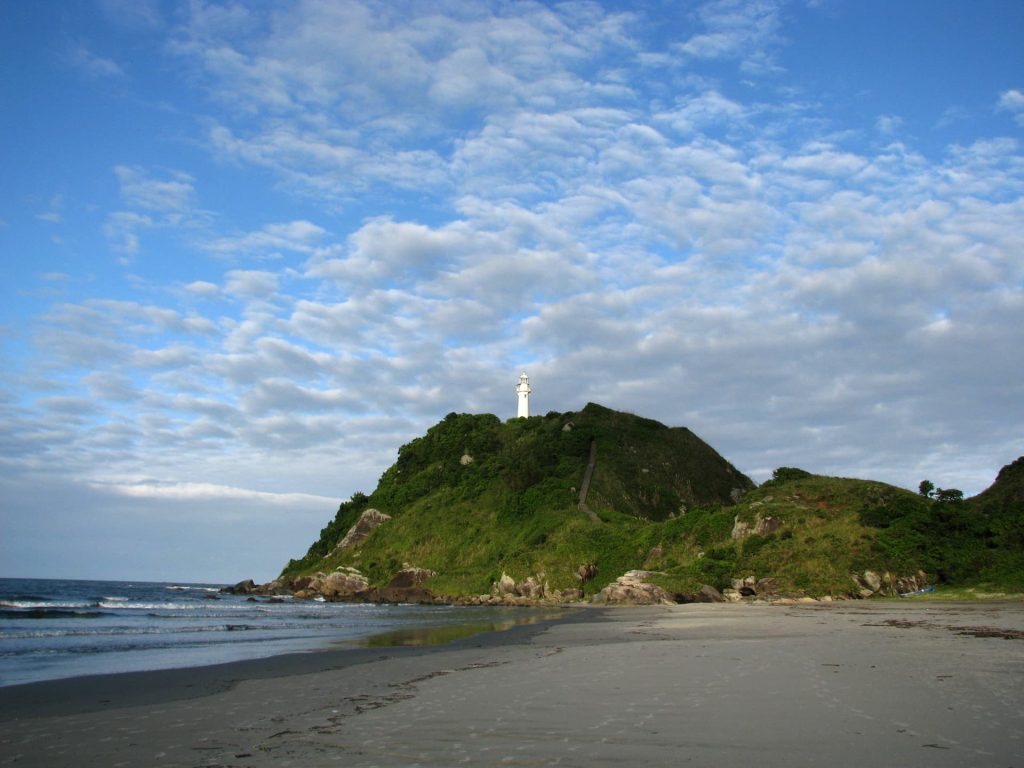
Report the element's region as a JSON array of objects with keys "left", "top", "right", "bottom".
[
  {"left": 591, "top": 571, "right": 676, "bottom": 605},
  {"left": 336, "top": 508, "right": 391, "bottom": 550},
  {"left": 755, "top": 577, "right": 778, "bottom": 596},
  {"left": 468, "top": 571, "right": 580, "bottom": 606},
  {"left": 852, "top": 570, "right": 929, "bottom": 598},
  {"left": 731, "top": 513, "right": 780, "bottom": 540},
  {"left": 387, "top": 565, "right": 437, "bottom": 589},
  {"left": 220, "top": 578, "right": 291, "bottom": 596},
  {"left": 515, "top": 576, "right": 546, "bottom": 600},
  {"left": 371, "top": 565, "right": 438, "bottom": 603},
  {"left": 297, "top": 567, "right": 370, "bottom": 599},
  {"left": 693, "top": 584, "right": 727, "bottom": 603},
  {"left": 220, "top": 578, "right": 258, "bottom": 595},
  {"left": 718, "top": 575, "right": 789, "bottom": 602},
  {"left": 495, "top": 572, "right": 517, "bottom": 596},
  {"left": 728, "top": 575, "right": 780, "bottom": 597}
]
